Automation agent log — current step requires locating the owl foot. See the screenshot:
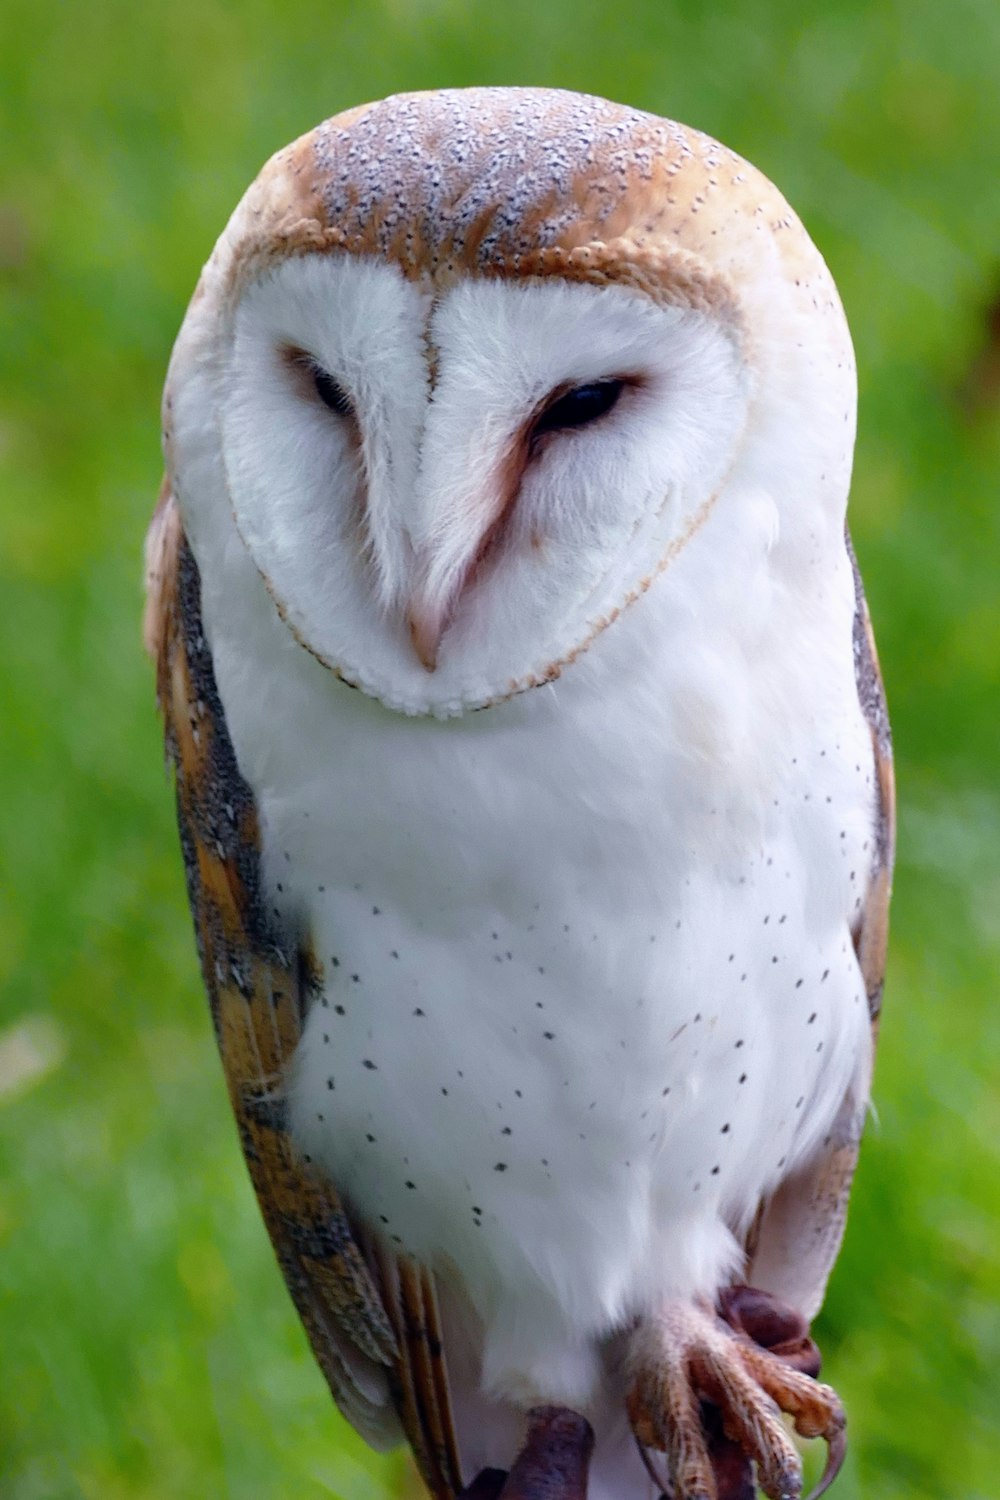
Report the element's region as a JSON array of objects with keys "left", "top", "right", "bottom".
[
  {"left": 627, "top": 1295, "right": 845, "bottom": 1500},
  {"left": 457, "top": 1407, "right": 594, "bottom": 1500}
]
